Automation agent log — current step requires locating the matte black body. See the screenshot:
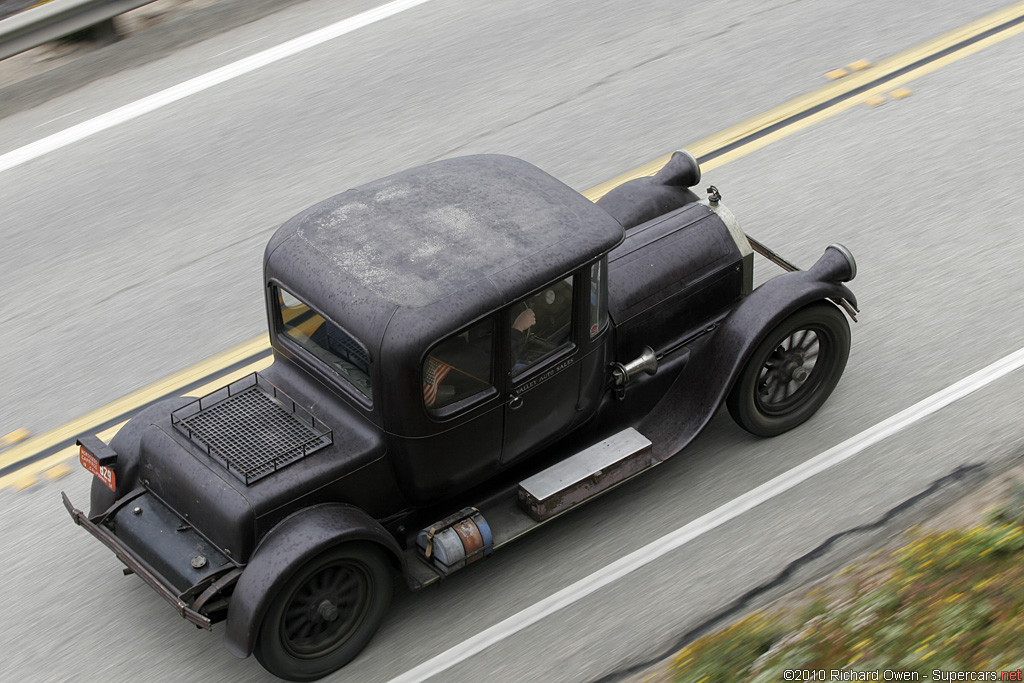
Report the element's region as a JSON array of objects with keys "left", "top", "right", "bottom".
[
  {"left": 72, "top": 153, "right": 857, "bottom": 663},
  {"left": 608, "top": 202, "right": 747, "bottom": 360},
  {"left": 89, "top": 397, "right": 191, "bottom": 518}
]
